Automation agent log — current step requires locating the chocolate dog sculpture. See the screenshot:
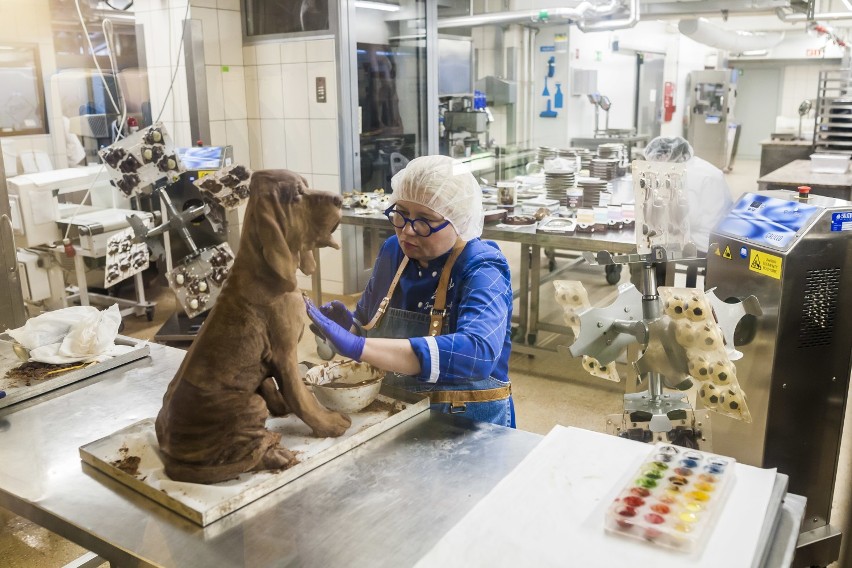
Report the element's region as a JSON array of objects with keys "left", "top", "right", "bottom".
[{"left": 155, "top": 169, "right": 351, "bottom": 484}]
